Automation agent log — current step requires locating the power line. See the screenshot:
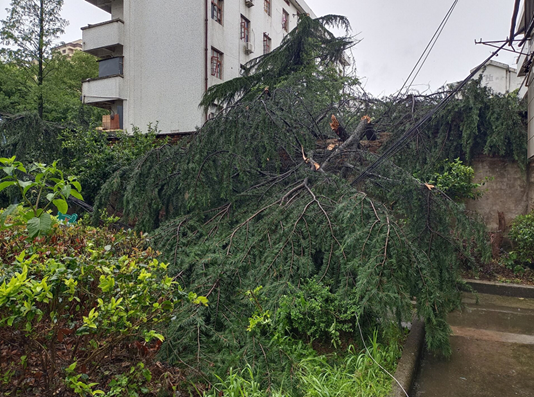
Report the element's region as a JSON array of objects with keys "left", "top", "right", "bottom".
[
  {"left": 352, "top": 41, "right": 507, "bottom": 186},
  {"left": 405, "top": 0, "right": 458, "bottom": 93},
  {"left": 373, "top": 1, "right": 460, "bottom": 128},
  {"left": 397, "top": 0, "right": 459, "bottom": 97}
]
